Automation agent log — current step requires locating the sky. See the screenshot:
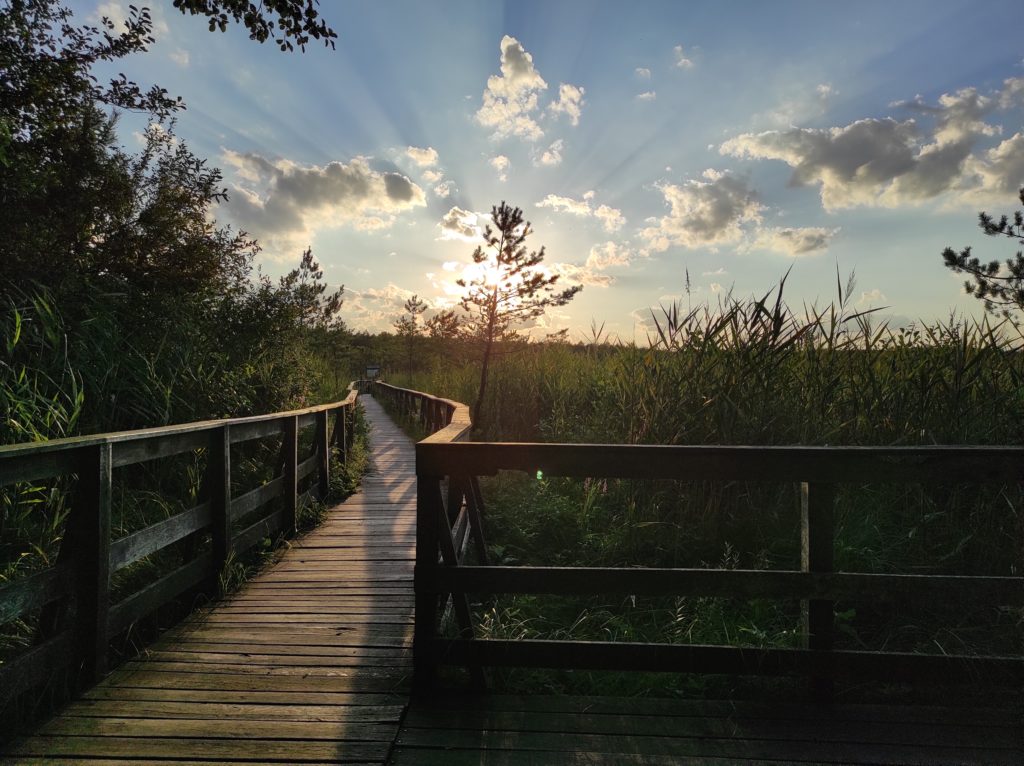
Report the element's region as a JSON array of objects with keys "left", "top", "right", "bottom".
[{"left": 75, "top": 0, "right": 1024, "bottom": 339}]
